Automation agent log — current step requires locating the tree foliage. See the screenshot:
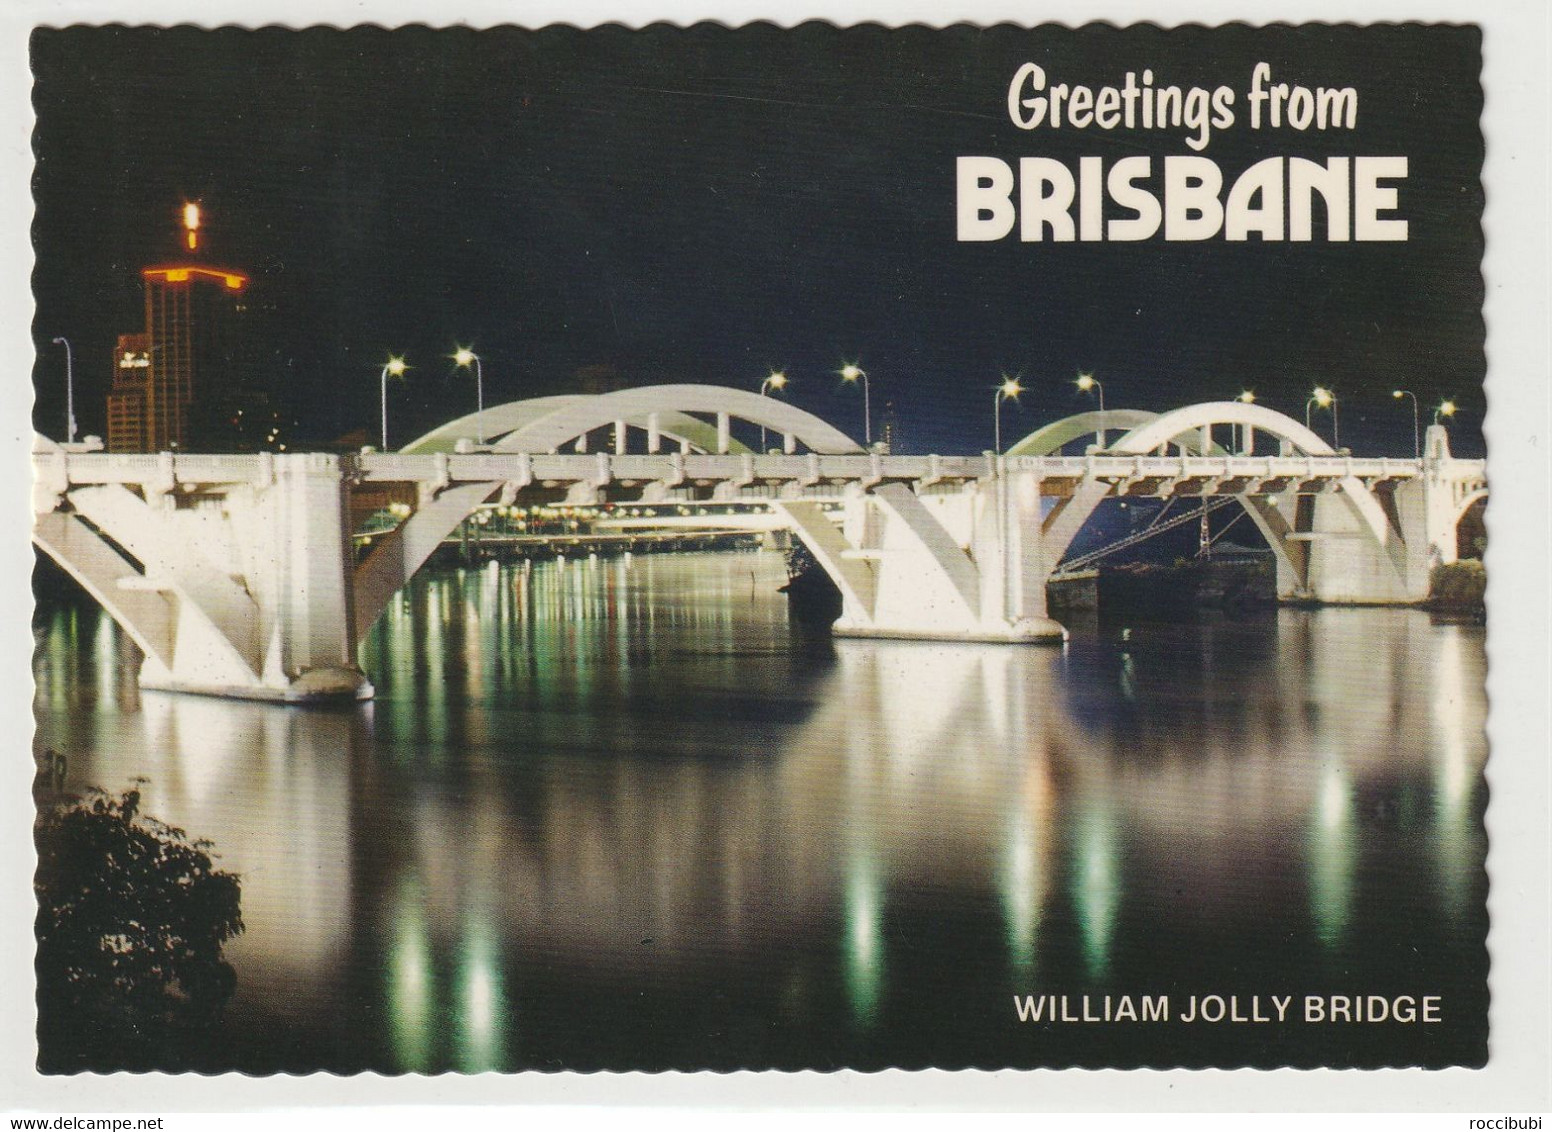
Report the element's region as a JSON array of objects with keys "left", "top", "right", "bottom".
[{"left": 35, "top": 787, "right": 244, "bottom": 1071}]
